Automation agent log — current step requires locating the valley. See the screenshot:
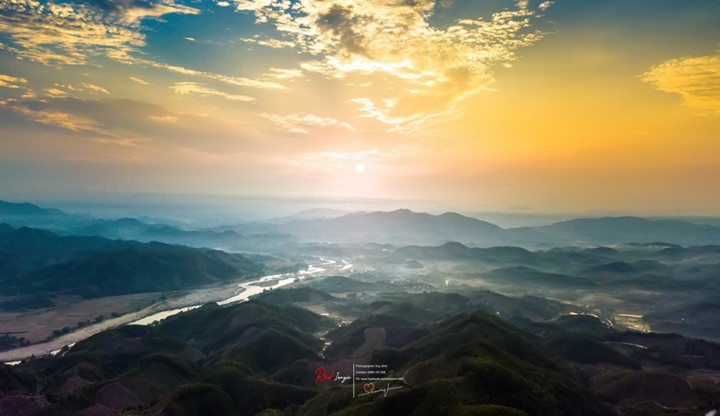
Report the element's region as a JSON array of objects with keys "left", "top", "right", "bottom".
[
  {"left": 1, "top": 200, "right": 720, "bottom": 415},
  {"left": 3, "top": 1, "right": 719, "bottom": 414},
  {"left": 0, "top": 258, "right": 347, "bottom": 363}
]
